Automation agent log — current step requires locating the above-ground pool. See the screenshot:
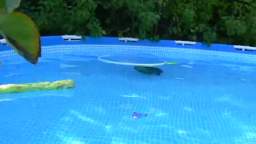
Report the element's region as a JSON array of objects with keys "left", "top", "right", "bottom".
[{"left": 0, "top": 37, "right": 256, "bottom": 144}]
